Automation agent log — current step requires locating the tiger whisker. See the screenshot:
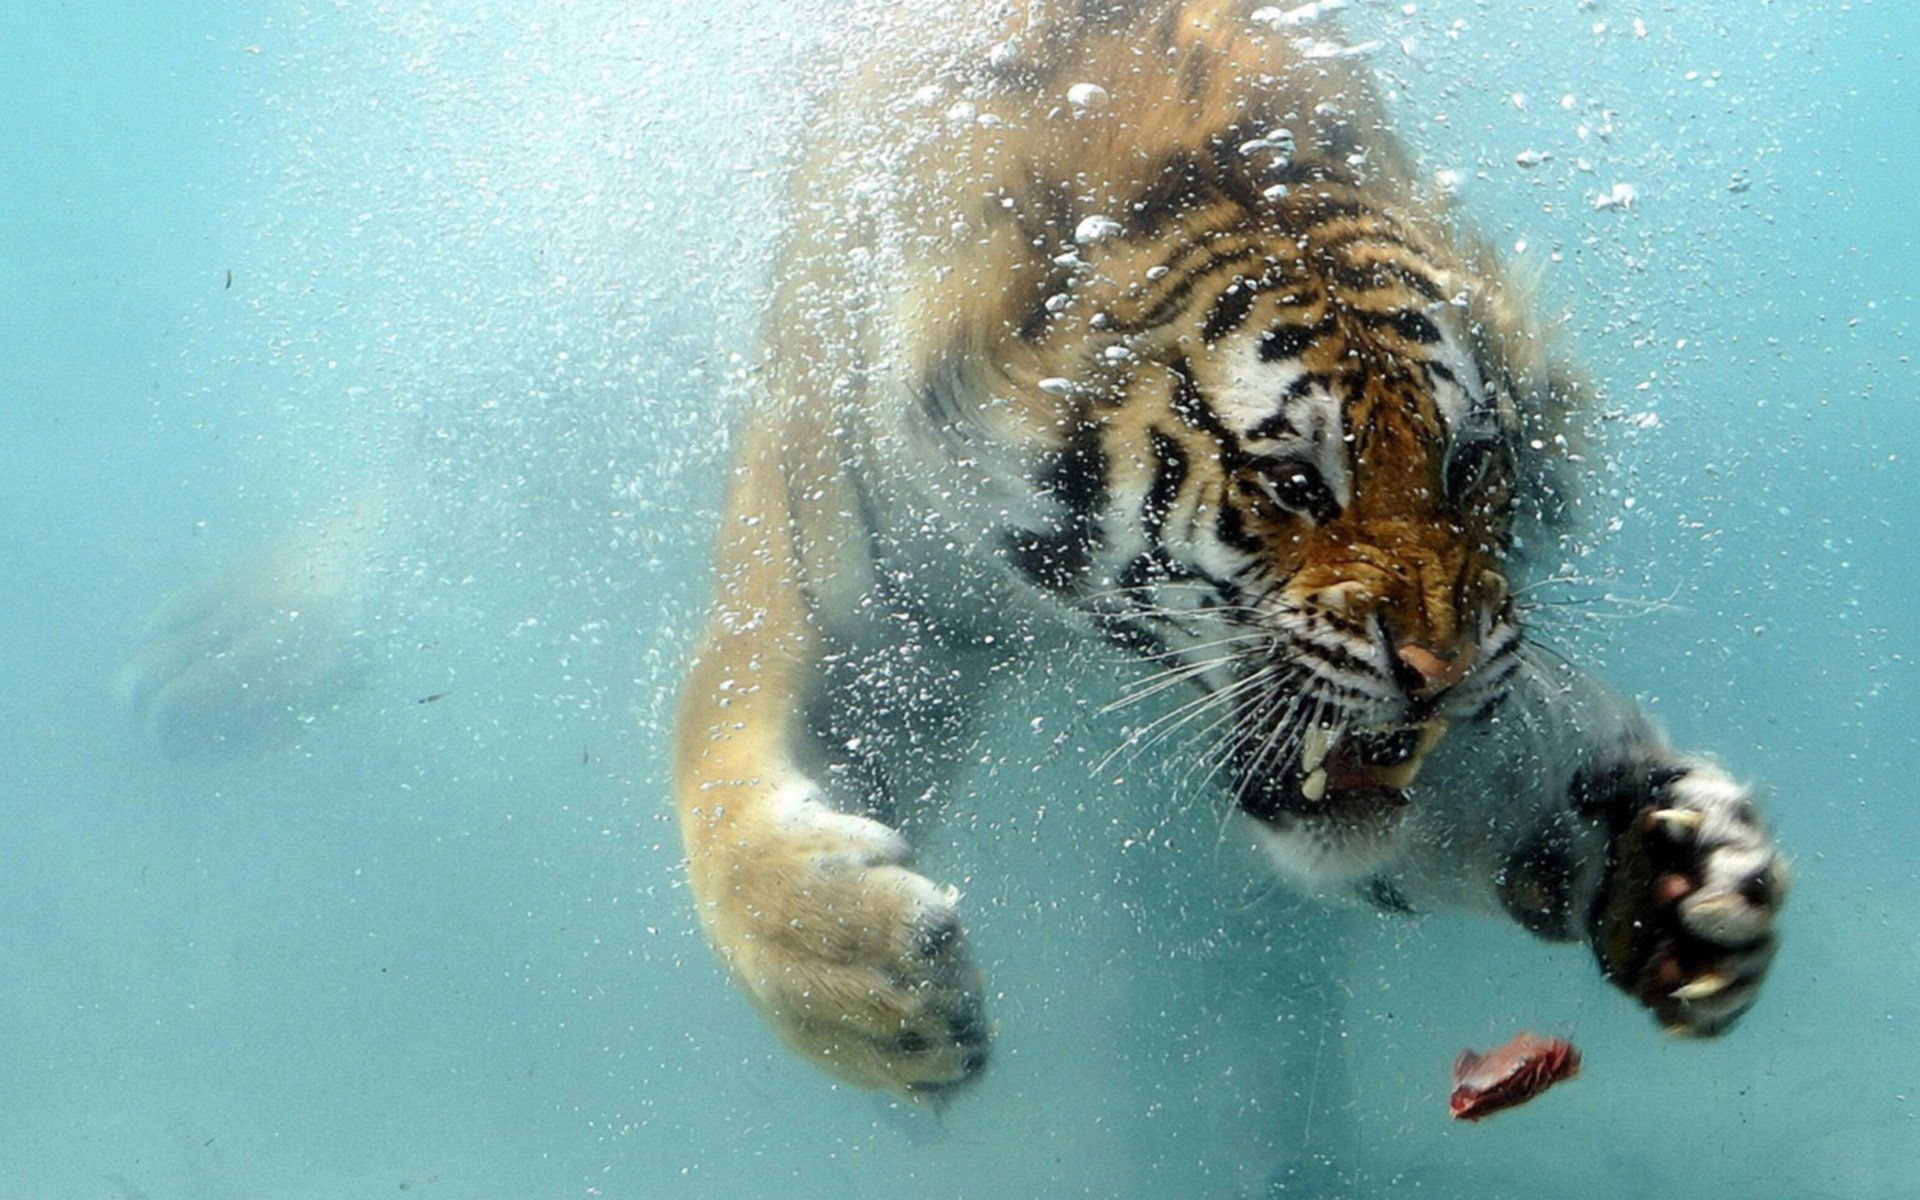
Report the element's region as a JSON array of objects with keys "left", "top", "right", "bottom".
[
  {"left": 1512, "top": 575, "right": 1684, "bottom": 614},
  {"left": 1184, "top": 669, "right": 1304, "bottom": 784},
  {"left": 1174, "top": 687, "right": 1271, "bottom": 799},
  {"left": 1518, "top": 598, "right": 1688, "bottom": 624},
  {"left": 1129, "top": 628, "right": 1276, "bottom": 664},
  {"left": 1509, "top": 572, "right": 1595, "bottom": 597},
  {"left": 1119, "top": 662, "right": 1283, "bottom": 762},
  {"left": 1228, "top": 688, "right": 1323, "bottom": 813},
  {"left": 1078, "top": 579, "right": 1270, "bottom": 607},
  {"left": 1074, "top": 585, "right": 1280, "bottom": 625},
  {"left": 1096, "top": 661, "right": 1285, "bottom": 779},
  {"left": 1514, "top": 632, "right": 1579, "bottom": 672},
  {"left": 1225, "top": 706, "right": 1300, "bottom": 800},
  {"left": 1188, "top": 703, "right": 1274, "bottom": 815},
  {"left": 1104, "top": 651, "right": 1249, "bottom": 713},
  {"left": 1102, "top": 625, "right": 1304, "bottom": 708}
]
